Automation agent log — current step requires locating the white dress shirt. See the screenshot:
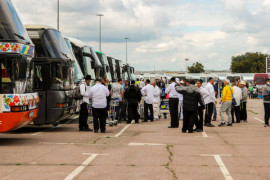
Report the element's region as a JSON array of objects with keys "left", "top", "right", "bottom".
[
  {"left": 165, "top": 82, "right": 178, "bottom": 98},
  {"left": 138, "top": 81, "right": 145, "bottom": 88},
  {"left": 204, "top": 82, "right": 216, "bottom": 104},
  {"left": 79, "top": 82, "right": 91, "bottom": 104},
  {"left": 141, "top": 84, "right": 154, "bottom": 104},
  {"left": 89, "top": 83, "right": 110, "bottom": 108},
  {"left": 233, "top": 86, "right": 242, "bottom": 106},
  {"left": 153, "top": 85, "right": 161, "bottom": 103},
  {"left": 198, "top": 86, "right": 209, "bottom": 106}
]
